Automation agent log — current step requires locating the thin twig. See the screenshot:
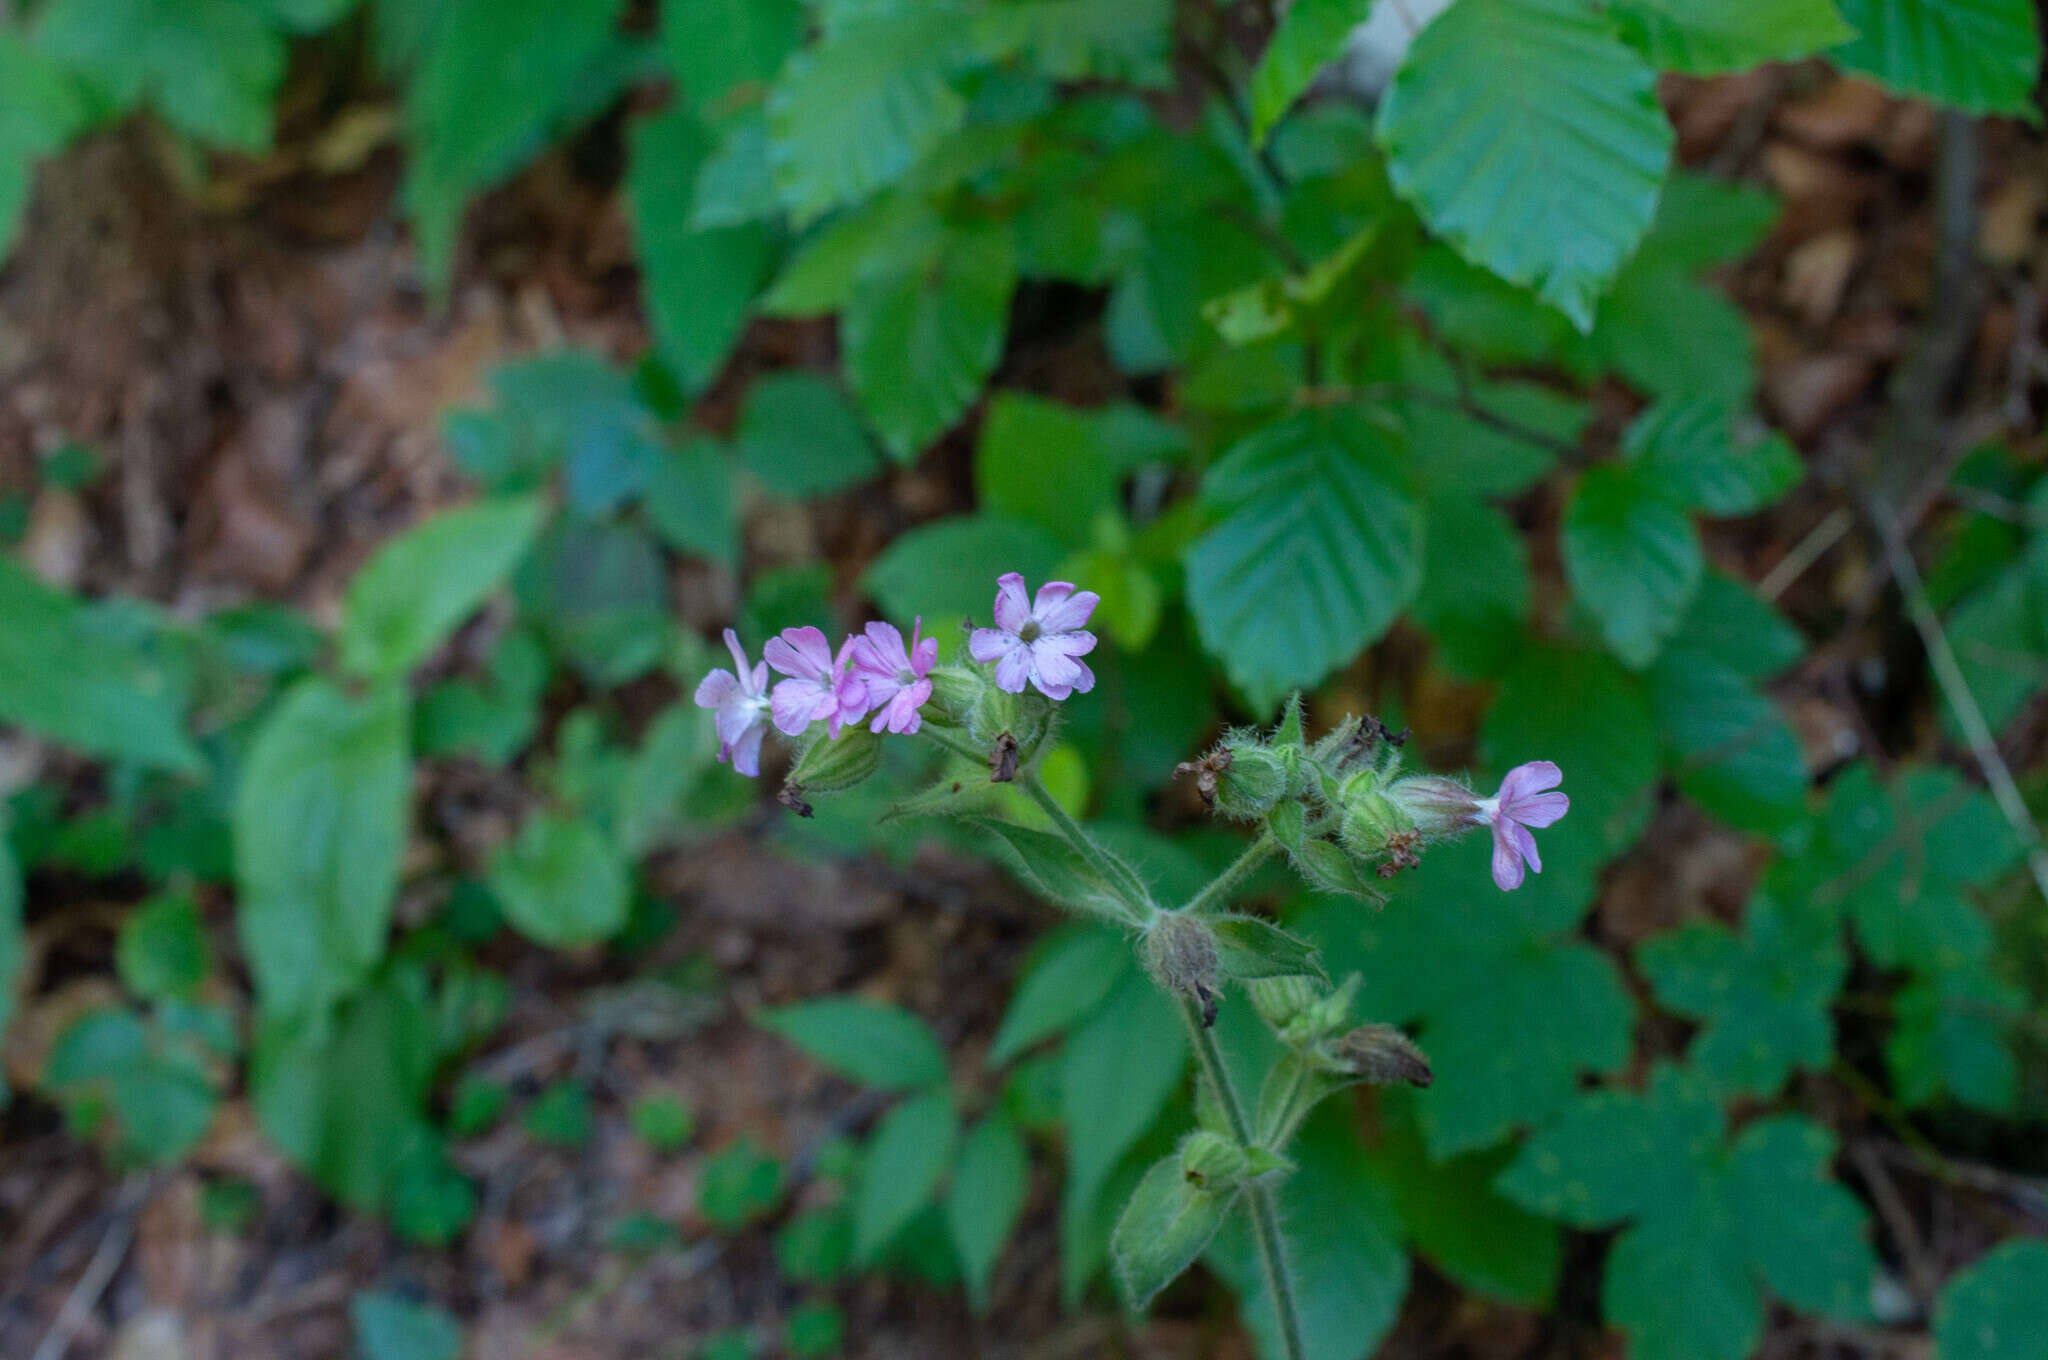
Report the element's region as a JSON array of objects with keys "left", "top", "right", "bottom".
[
  {"left": 1866, "top": 496, "right": 2048, "bottom": 907},
  {"left": 1850, "top": 1140, "right": 1937, "bottom": 1304},
  {"left": 1760, "top": 506, "right": 1855, "bottom": 601},
  {"left": 1942, "top": 484, "right": 2048, "bottom": 527},
  {"left": 30, "top": 1178, "right": 150, "bottom": 1360}
]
